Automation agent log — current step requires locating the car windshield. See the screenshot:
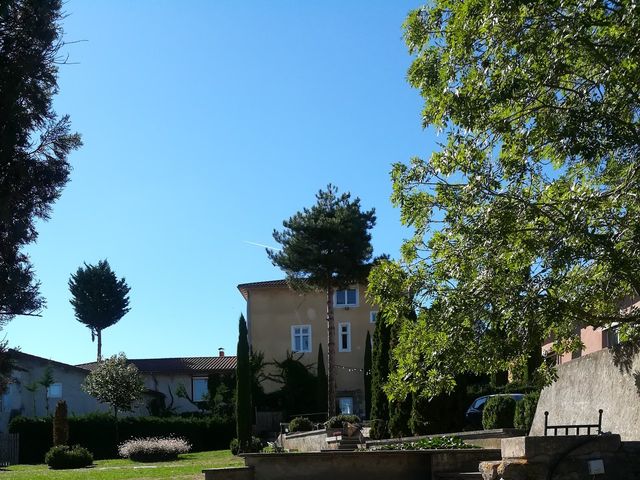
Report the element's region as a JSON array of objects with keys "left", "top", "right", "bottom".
[{"left": 472, "top": 397, "right": 487, "bottom": 409}]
